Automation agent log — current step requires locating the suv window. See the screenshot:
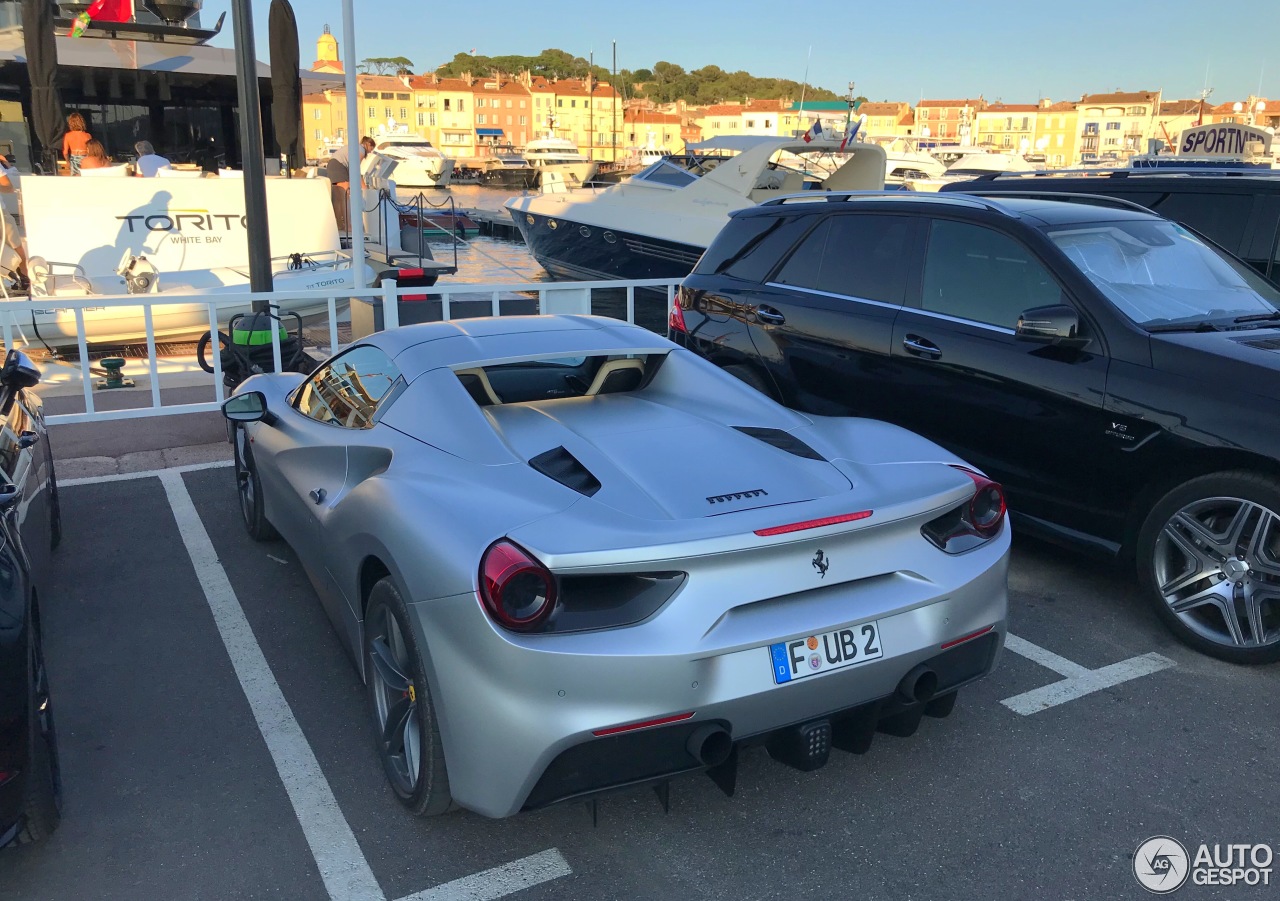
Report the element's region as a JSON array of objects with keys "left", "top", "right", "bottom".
[
  {"left": 921, "top": 220, "right": 1061, "bottom": 328},
  {"left": 774, "top": 213, "right": 914, "bottom": 304},
  {"left": 296, "top": 345, "right": 402, "bottom": 428},
  {"left": 1143, "top": 191, "right": 1253, "bottom": 256},
  {"left": 695, "top": 214, "right": 811, "bottom": 283}
]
